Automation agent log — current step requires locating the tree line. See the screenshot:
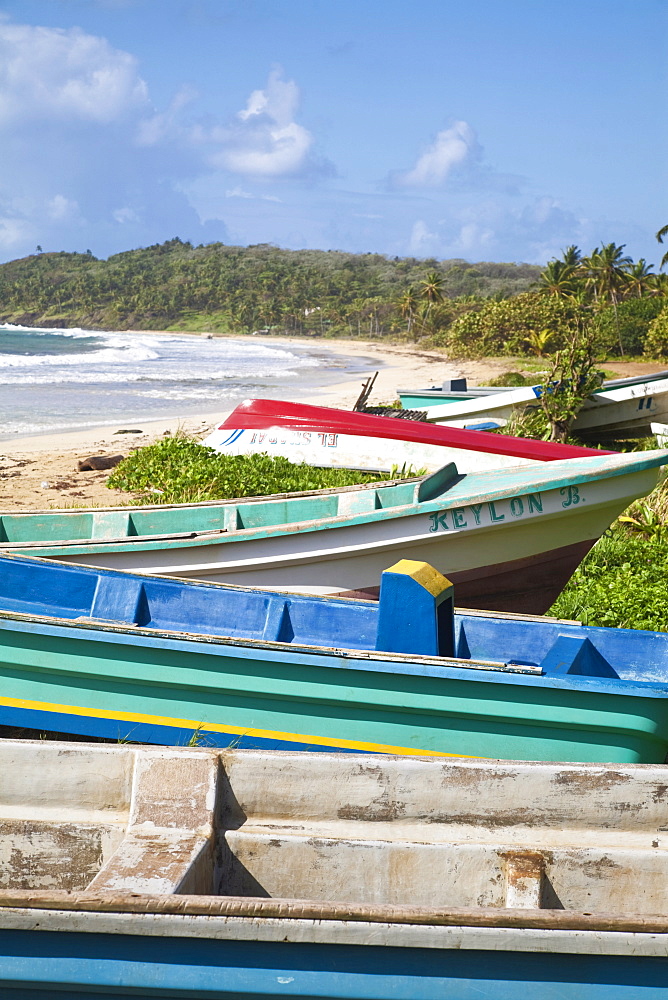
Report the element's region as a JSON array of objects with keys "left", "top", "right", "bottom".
[
  {"left": 0, "top": 239, "right": 538, "bottom": 337},
  {"left": 1, "top": 235, "right": 667, "bottom": 358}
]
